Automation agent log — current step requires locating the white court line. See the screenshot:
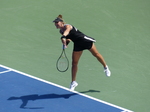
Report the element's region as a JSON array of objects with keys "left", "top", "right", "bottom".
[
  {"left": 0, "top": 64, "right": 133, "bottom": 112},
  {"left": 0, "top": 69, "right": 11, "bottom": 74}
]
